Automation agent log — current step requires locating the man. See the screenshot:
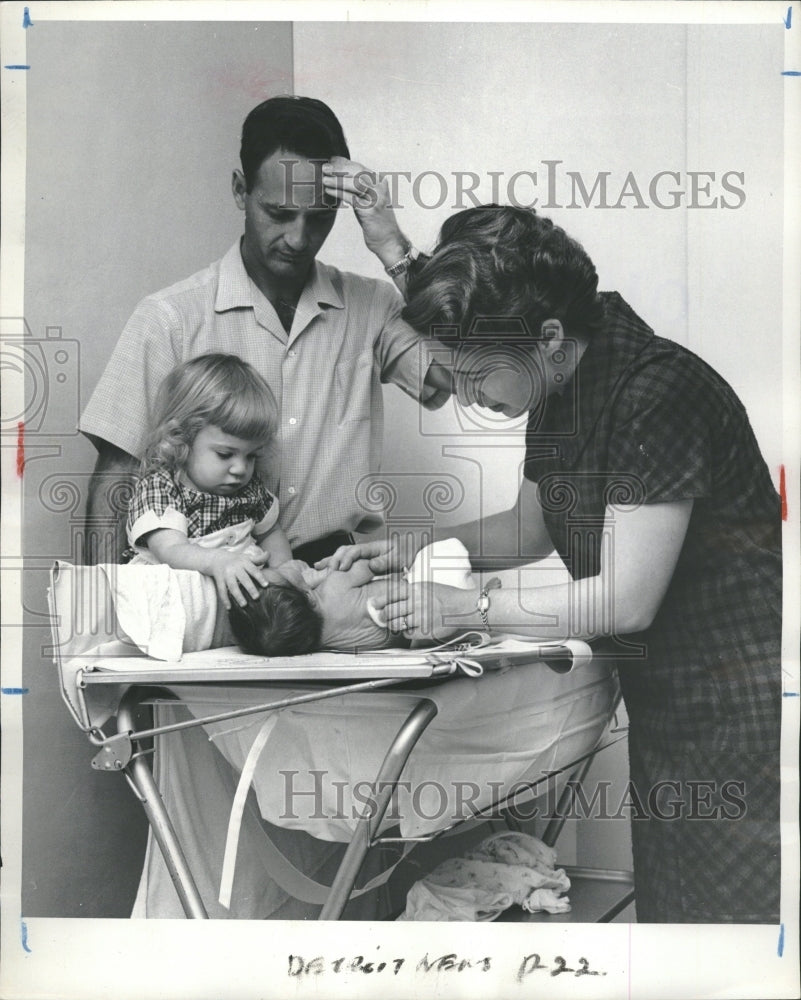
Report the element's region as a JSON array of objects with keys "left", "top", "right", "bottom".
[{"left": 81, "top": 96, "right": 450, "bottom": 564}]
